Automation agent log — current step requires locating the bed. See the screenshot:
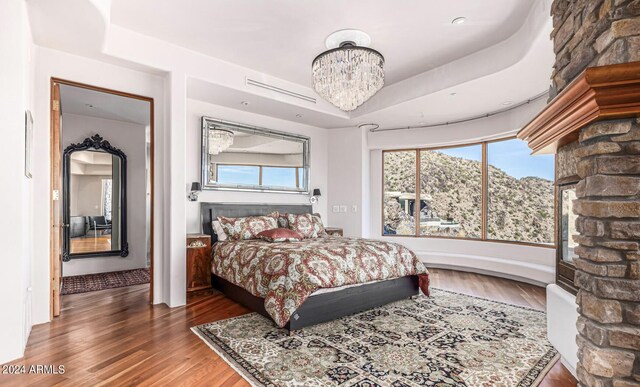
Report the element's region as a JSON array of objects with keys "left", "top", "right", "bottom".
[{"left": 201, "top": 203, "right": 429, "bottom": 331}]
